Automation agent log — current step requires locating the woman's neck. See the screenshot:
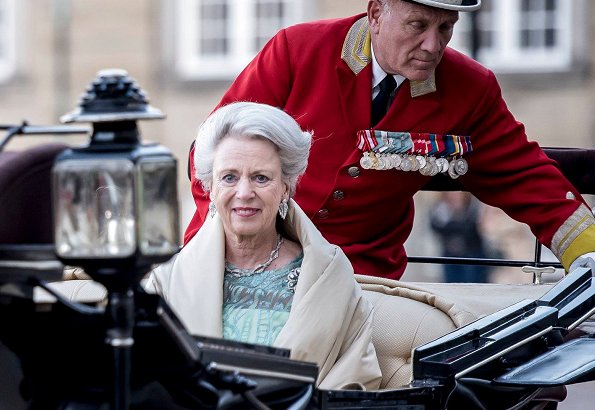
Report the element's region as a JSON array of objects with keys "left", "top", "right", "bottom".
[{"left": 225, "top": 232, "right": 283, "bottom": 270}]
